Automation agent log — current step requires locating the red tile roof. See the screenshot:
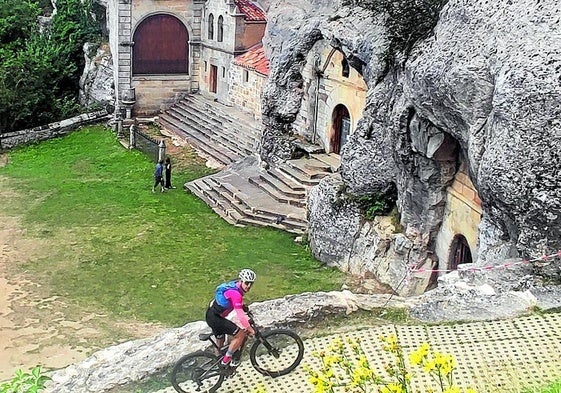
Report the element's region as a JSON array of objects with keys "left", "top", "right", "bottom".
[
  {"left": 233, "top": 43, "right": 270, "bottom": 76},
  {"left": 234, "top": 0, "right": 266, "bottom": 22}
]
